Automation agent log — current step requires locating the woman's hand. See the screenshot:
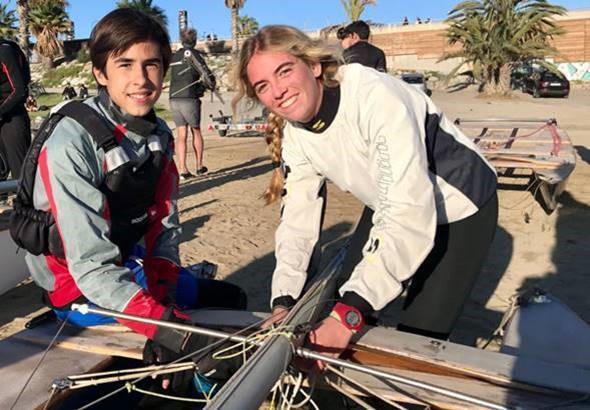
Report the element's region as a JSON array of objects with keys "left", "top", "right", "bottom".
[
  {"left": 307, "top": 316, "right": 354, "bottom": 371},
  {"left": 261, "top": 306, "right": 290, "bottom": 329}
]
